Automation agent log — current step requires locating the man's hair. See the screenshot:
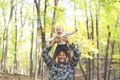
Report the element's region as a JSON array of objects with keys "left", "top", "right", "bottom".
[{"left": 57, "top": 49, "right": 67, "bottom": 56}]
